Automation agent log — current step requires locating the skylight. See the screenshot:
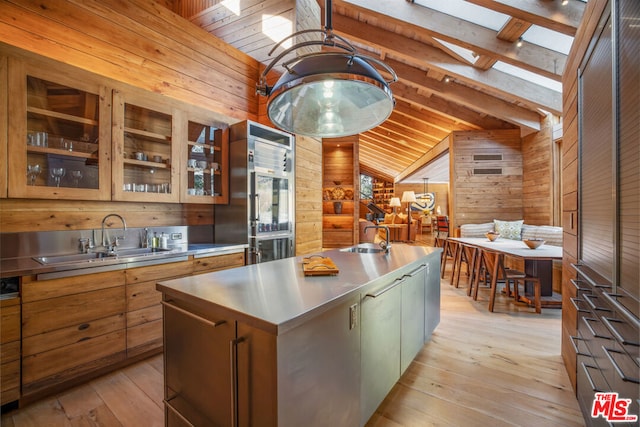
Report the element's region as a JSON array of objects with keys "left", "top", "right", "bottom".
[{"left": 493, "top": 61, "right": 563, "bottom": 92}]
